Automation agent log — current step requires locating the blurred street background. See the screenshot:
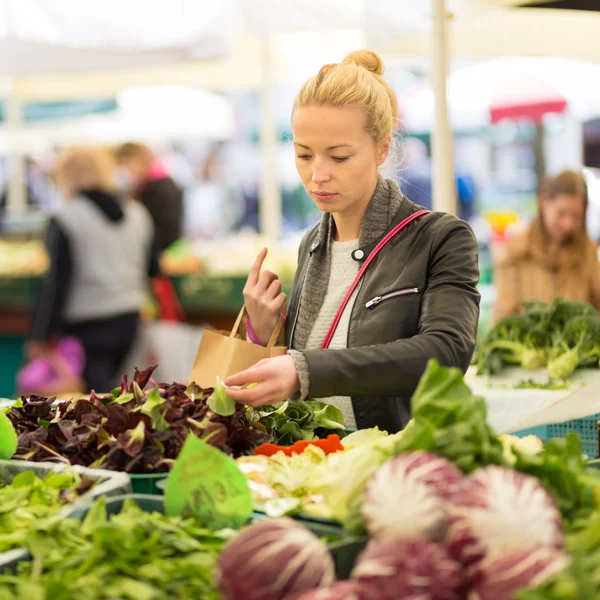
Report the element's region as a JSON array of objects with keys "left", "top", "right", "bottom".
[{"left": 1, "top": 0, "right": 600, "bottom": 396}]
